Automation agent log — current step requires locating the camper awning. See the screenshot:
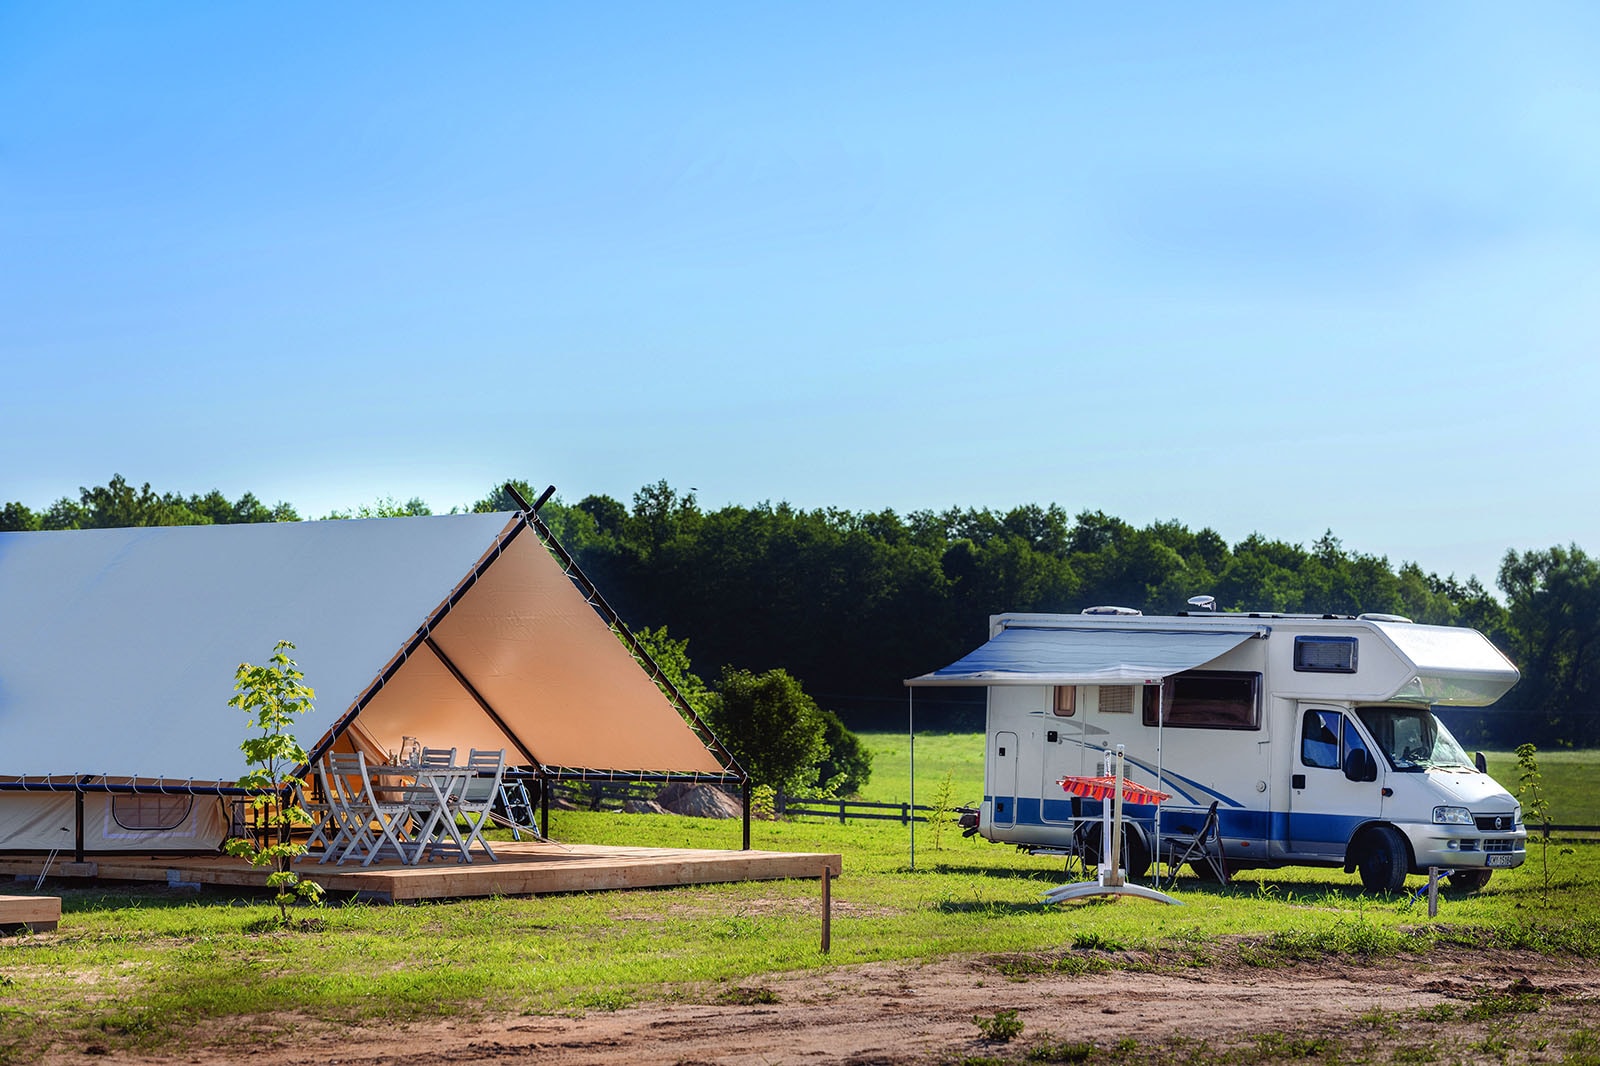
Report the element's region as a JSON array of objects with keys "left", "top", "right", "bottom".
[{"left": 905, "top": 625, "right": 1266, "bottom": 687}]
